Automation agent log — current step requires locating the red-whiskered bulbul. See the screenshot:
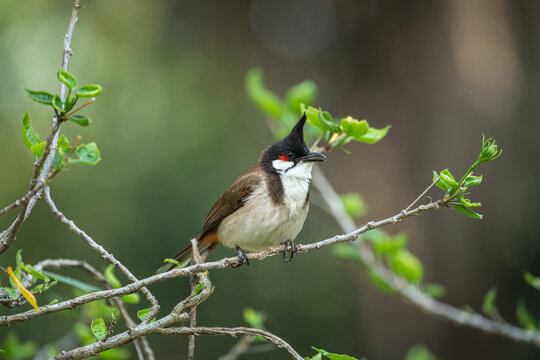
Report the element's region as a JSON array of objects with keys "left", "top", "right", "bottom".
[{"left": 156, "top": 114, "right": 325, "bottom": 273}]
